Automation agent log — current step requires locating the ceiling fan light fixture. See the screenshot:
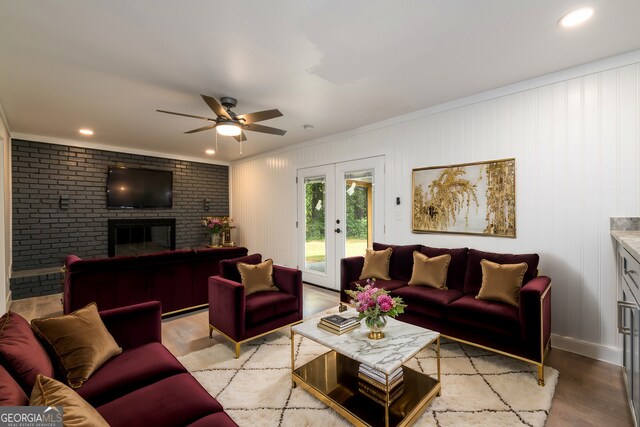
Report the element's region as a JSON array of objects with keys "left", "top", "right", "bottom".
[{"left": 216, "top": 122, "right": 242, "bottom": 136}]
